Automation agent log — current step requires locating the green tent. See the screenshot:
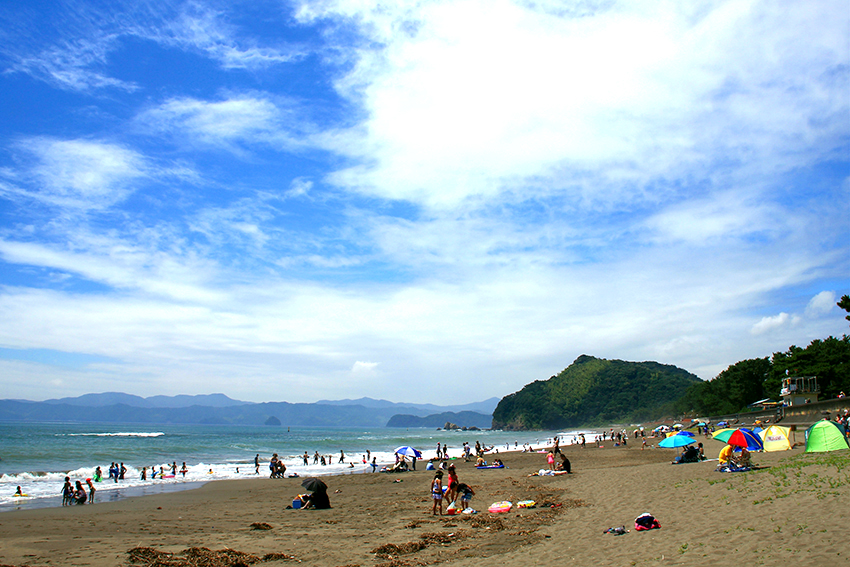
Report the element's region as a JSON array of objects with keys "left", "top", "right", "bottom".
[{"left": 805, "top": 420, "right": 850, "bottom": 453}]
